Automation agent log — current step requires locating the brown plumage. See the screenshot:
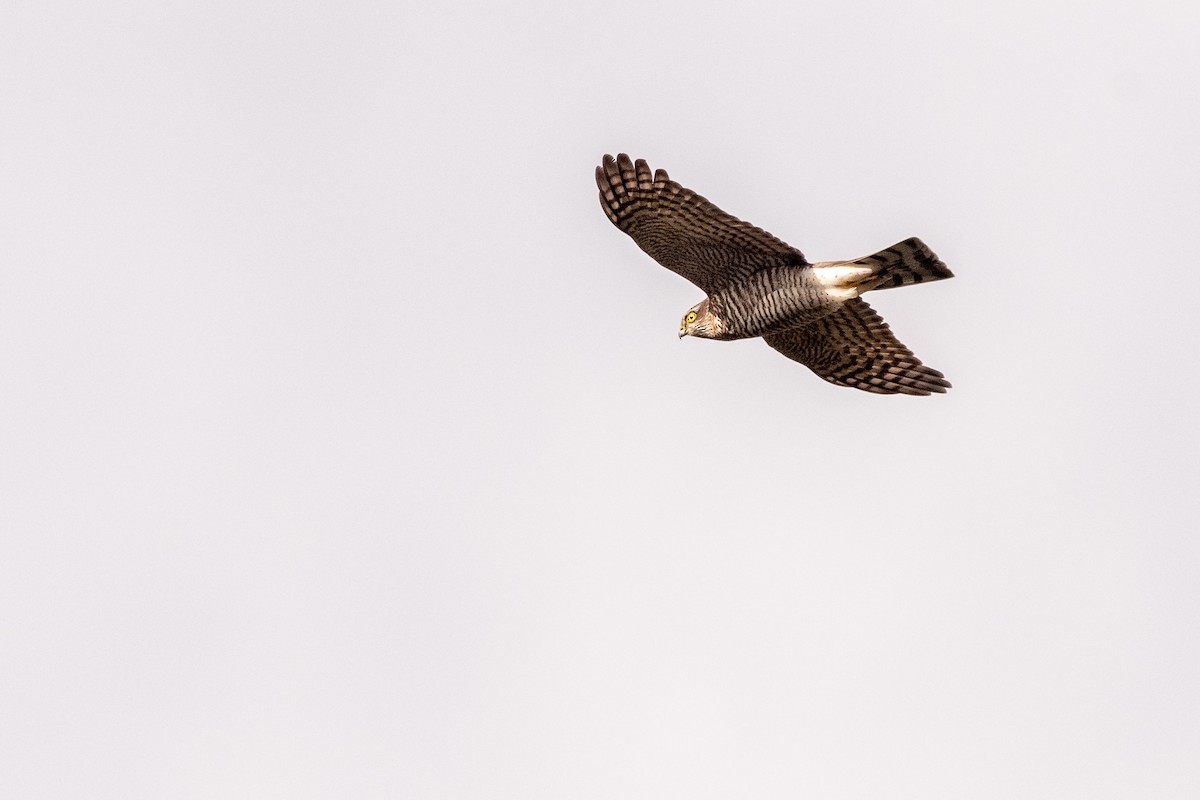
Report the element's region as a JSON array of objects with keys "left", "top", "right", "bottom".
[{"left": 596, "top": 153, "right": 954, "bottom": 395}]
